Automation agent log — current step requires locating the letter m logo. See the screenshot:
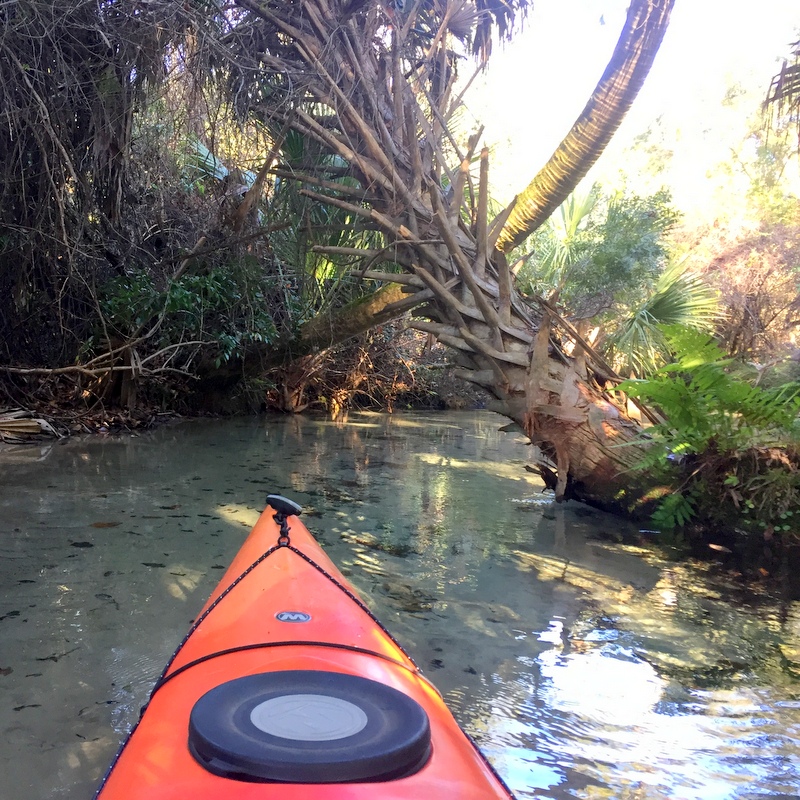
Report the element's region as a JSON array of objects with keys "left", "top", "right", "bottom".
[{"left": 275, "top": 610, "right": 312, "bottom": 622}]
